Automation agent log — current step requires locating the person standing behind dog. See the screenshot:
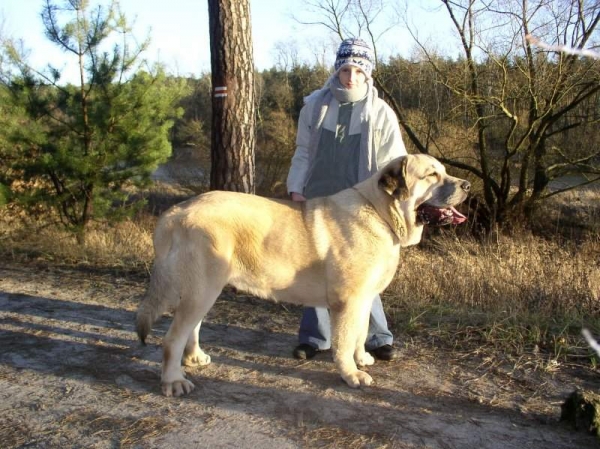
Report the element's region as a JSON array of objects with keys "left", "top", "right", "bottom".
[{"left": 286, "top": 37, "right": 407, "bottom": 361}]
